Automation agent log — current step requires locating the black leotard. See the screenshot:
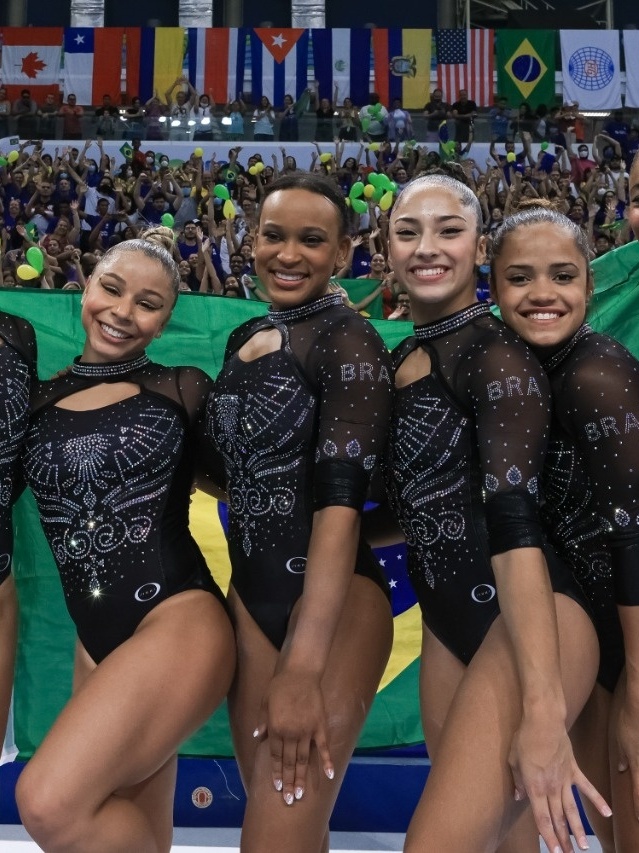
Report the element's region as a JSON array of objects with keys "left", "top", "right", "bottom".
[
  {"left": 537, "top": 325, "right": 639, "bottom": 691},
  {"left": 208, "top": 292, "right": 394, "bottom": 650},
  {"left": 23, "top": 355, "right": 226, "bottom": 663},
  {"left": 384, "top": 303, "right": 586, "bottom": 665},
  {"left": 0, "top": 311, "right": 36, "bottom": 587}
]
